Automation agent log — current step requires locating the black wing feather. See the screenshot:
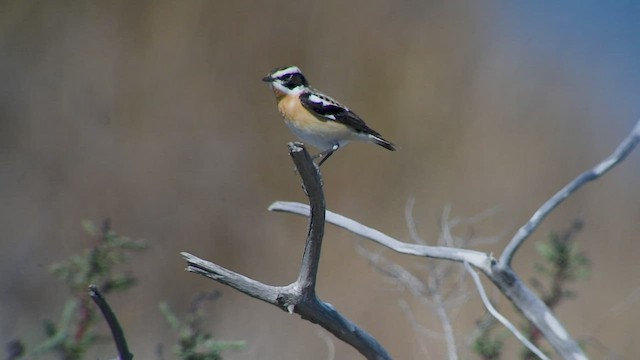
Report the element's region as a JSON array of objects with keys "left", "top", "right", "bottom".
[{"left": 299, "top": 92, "right": 380, "bottom": 136}]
